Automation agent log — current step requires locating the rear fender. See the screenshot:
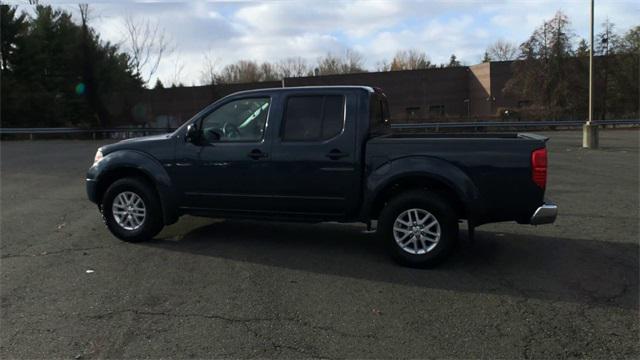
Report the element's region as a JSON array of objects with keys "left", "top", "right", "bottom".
[{"left": 363, "top": 155, "right": 480, "bottom": 221}]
